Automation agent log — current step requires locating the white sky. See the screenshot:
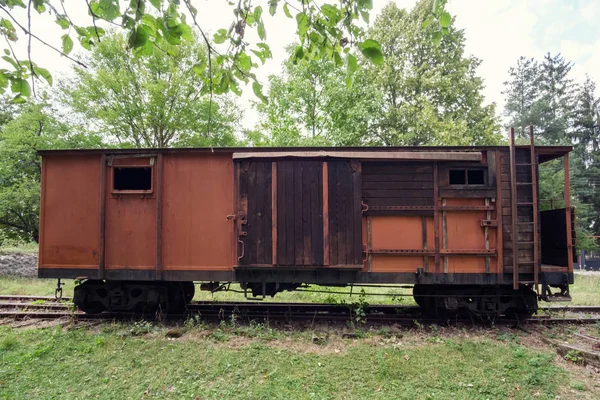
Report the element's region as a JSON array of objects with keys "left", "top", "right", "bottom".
[{"left": 4, "top": 0, "right": 600, "bottom": 131}]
